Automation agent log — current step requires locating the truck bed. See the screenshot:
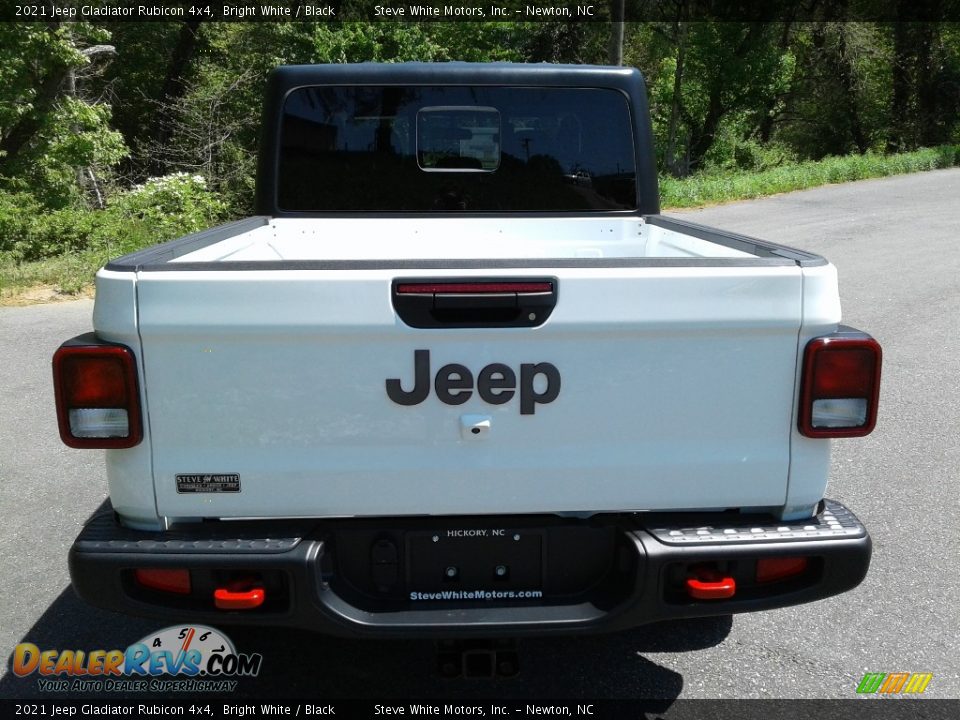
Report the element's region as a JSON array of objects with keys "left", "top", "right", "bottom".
[
  {"left": 170, "top": 216, "right": 756, "bottom": 263},
  {"left": 107, "top": 215, "right": 825, "bottom": 267}
]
